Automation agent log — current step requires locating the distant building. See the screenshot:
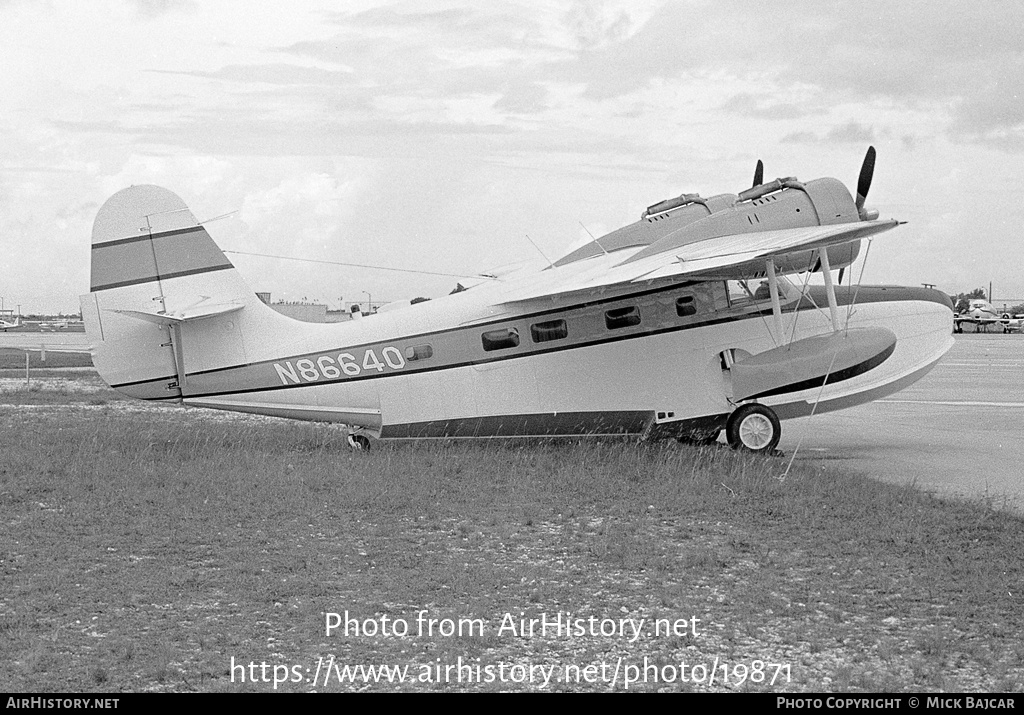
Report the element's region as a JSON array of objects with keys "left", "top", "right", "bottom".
[
  {"left": 271, "top": 302, "right": 328, "bottom": 322},
  {"left": 256, "top": 292, "right": 352, "bottom": 323},
  {"left": 993, "top": 298, "right": 1024, "bottom": 313}
]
